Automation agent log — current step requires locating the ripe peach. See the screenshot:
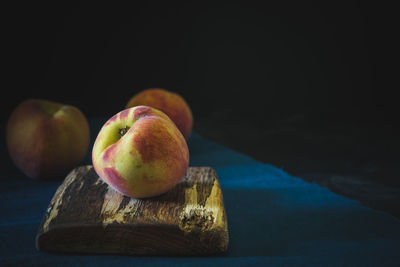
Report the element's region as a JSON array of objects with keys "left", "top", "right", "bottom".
[
  {"left": 6, "top": 99, "right": 90, "bottom": 179},
  {"left": 92, "top": 106, "right": 189, "bottom": 198},
  {"left": 126, "top": 88, "right": 193, "bottom": 139}
]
